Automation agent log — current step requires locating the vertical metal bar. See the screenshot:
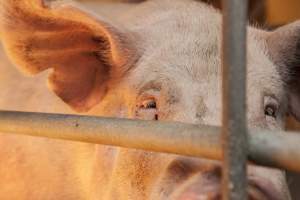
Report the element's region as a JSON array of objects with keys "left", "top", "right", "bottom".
[{"left": 222, "top": 0, "right": 248, "bottom": 200}]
